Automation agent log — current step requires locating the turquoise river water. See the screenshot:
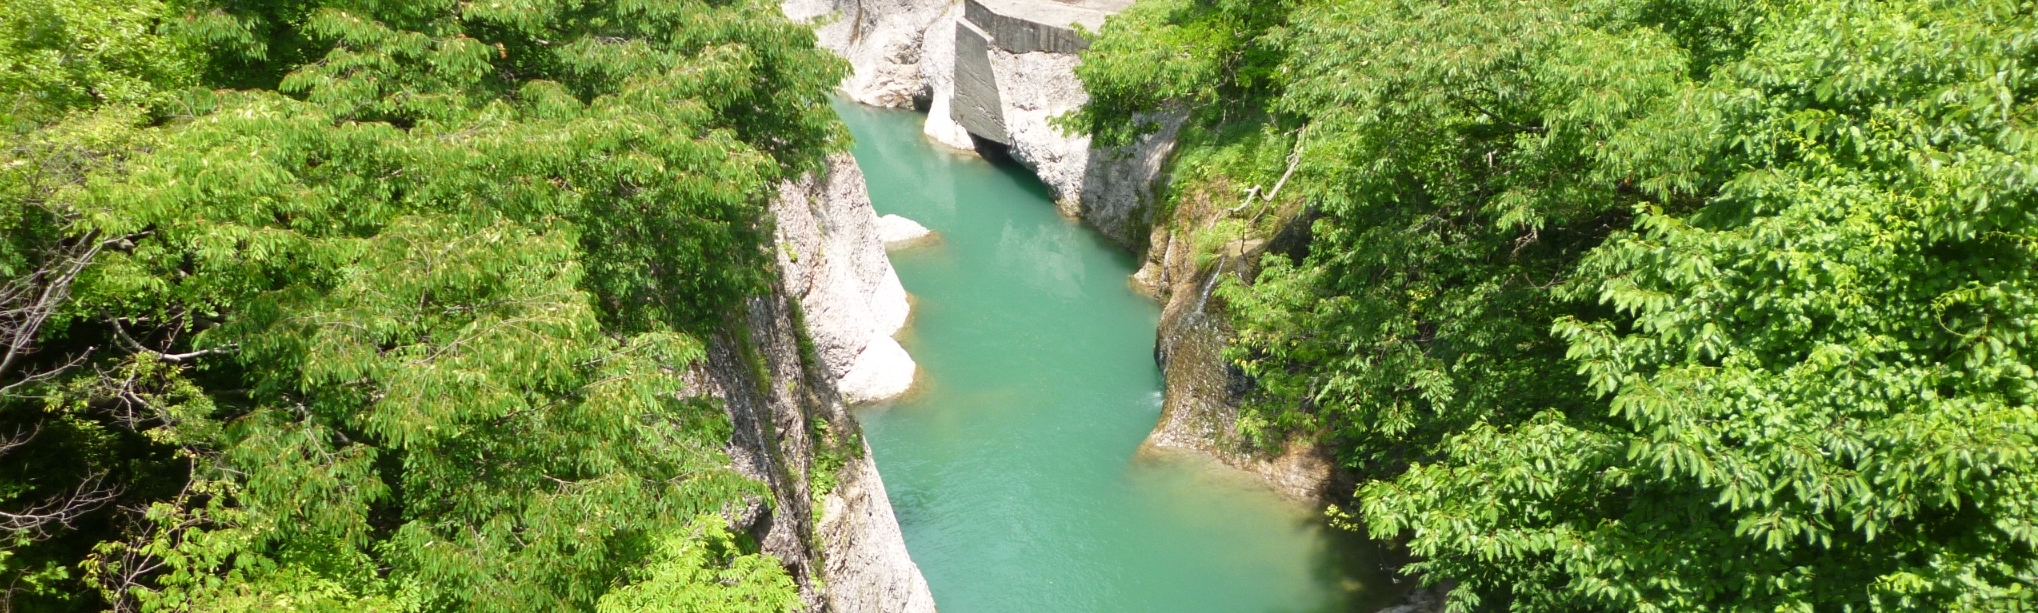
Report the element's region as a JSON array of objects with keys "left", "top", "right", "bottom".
[{"left": 837, "top": 101, "right": 1401, "bottom": 613}]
